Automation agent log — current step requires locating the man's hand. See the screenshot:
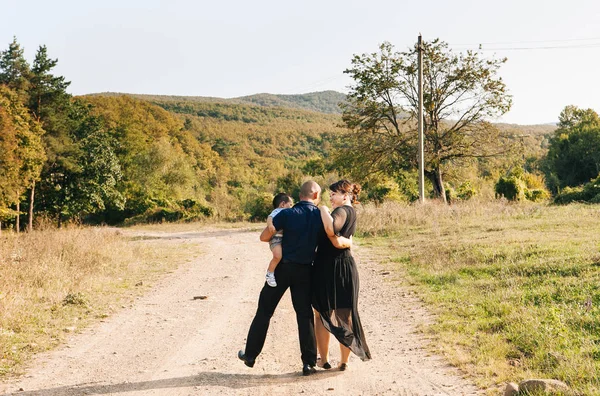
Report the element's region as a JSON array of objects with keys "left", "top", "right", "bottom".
[{"left": 319, "top": 205, "right": 331, "bottom": 214}]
